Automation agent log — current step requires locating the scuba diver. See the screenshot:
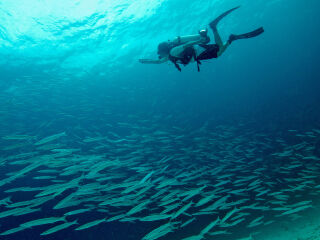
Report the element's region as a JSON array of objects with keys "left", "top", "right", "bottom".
[{"left": 139, "top": 6, "right": 264, "bottom": 72}]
